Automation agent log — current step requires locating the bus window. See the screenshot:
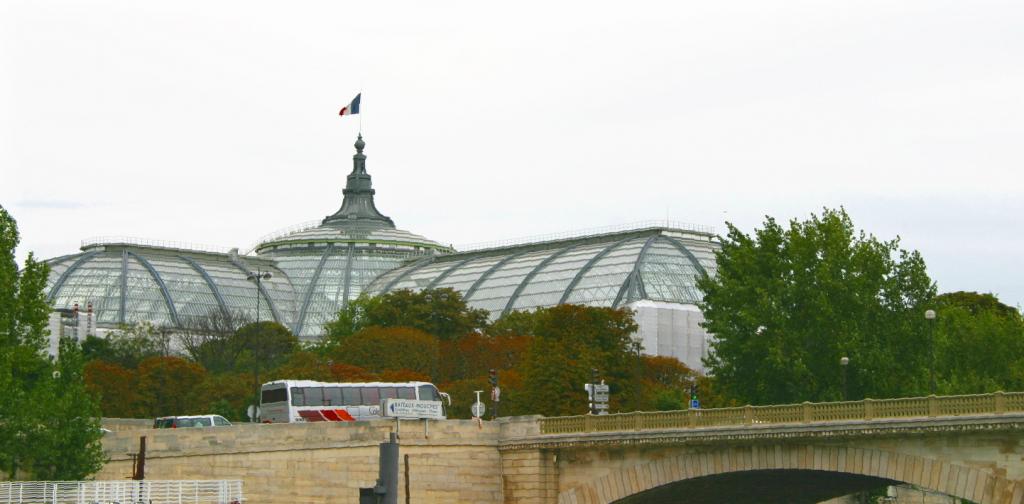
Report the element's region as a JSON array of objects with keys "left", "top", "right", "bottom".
[
  {"left": 418, "top": 384, "right": 440, "bottom": 401},
  {"left": 325, "top": 387, "right": 342, "bottom": 406},
  {"left": 341, "top": 387, "right": 361, "bottom": 406},
  {"left": 304, "top": 387, "right": 325, "bottom": 406},
  {"left": 379, "top": 387, "right": 397, "bottom": 400},
  {"left": 291, "top": 387, "right": 305, "bottom": 406},
  {"left": 362, "top": 387, "right": 380, "bottom": 405},
  {"left": 397, "top": 387, "right": 415, "bottom": 400},
  {"left": 262, "top": 387, "right": 288, "bottom": 404}
]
